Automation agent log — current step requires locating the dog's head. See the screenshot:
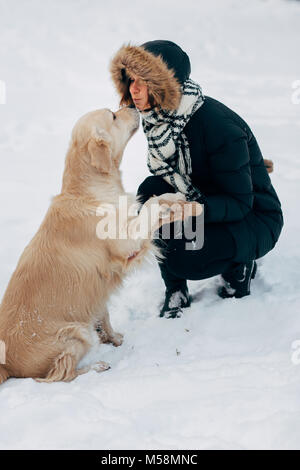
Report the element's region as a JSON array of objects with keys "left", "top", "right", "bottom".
[{"left": 71, "top": 107, "right": 140, "bottom": 175}]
